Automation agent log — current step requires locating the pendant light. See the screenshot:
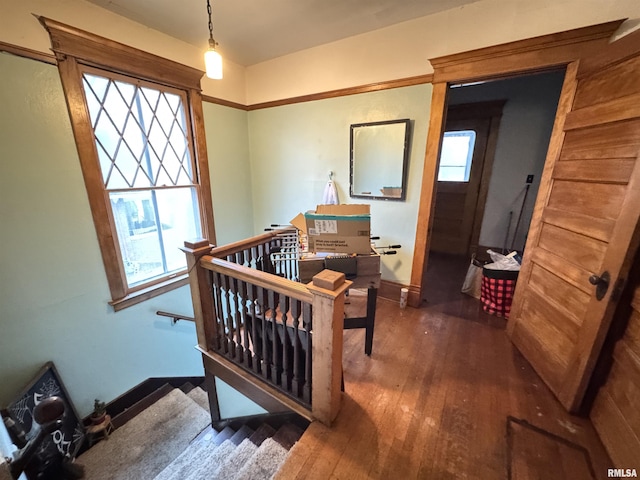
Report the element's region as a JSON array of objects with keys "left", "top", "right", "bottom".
[{"left": 204, "top": 0, "right": 222, "bottom": 79}]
